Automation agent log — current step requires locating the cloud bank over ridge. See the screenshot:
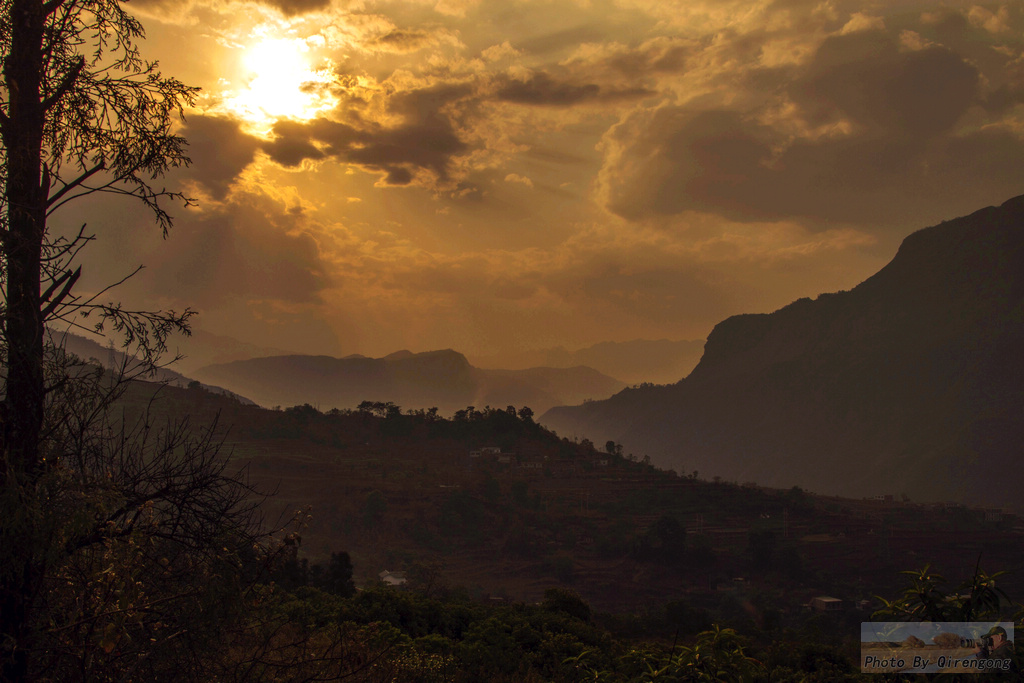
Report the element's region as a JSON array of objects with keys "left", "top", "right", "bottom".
[{"left": 59, "top": 0, "right": 1024, "bottom": 362}]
